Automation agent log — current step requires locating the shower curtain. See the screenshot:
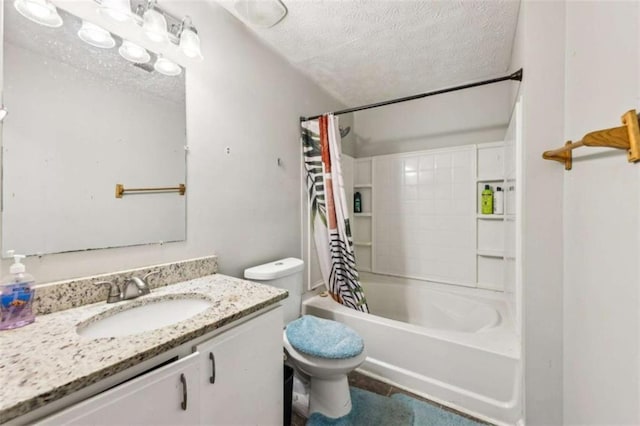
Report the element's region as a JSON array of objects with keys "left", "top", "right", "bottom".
[{"left": 301, "top": 114, "right": 369, "bottom": 313}]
